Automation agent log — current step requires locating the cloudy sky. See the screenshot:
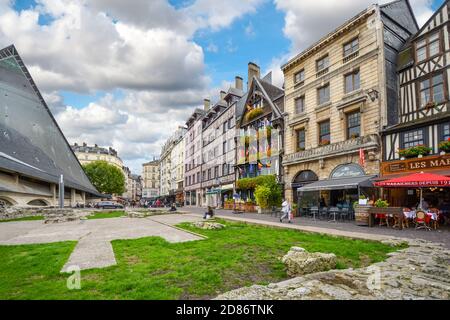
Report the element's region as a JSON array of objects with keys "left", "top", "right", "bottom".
[{"left": 0, "top": 0, "right": 442, "bottom": 173}]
